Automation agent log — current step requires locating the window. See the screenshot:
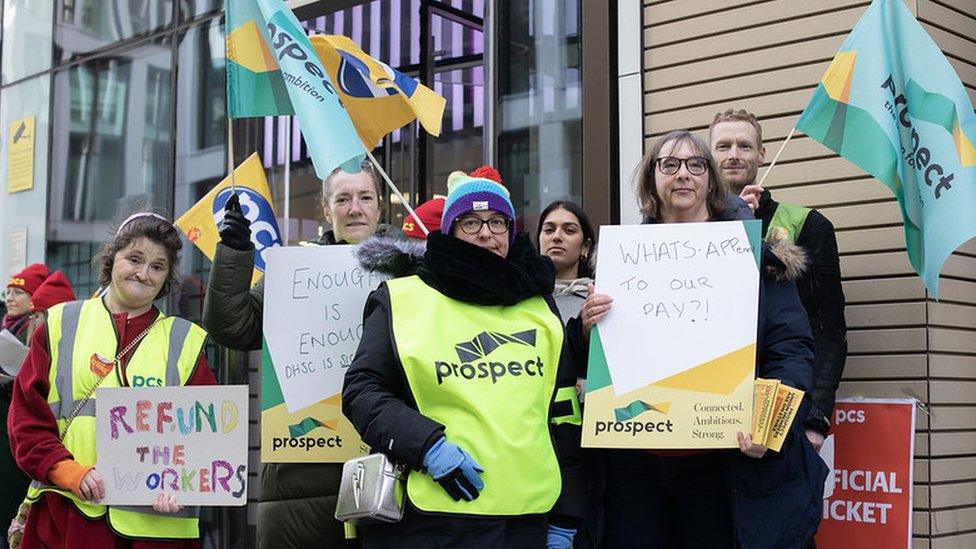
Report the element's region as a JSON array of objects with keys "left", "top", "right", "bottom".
[{"left": 47, "top": 37, "right": 174, "bottom": 297}]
